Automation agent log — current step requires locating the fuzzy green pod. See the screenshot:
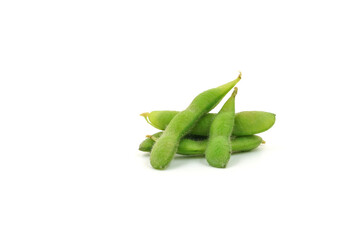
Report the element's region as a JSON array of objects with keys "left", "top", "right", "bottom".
[
  {"left": 139, "top": 132, "right": 206, "bottom": 152},
  {"left": 138, "top": 132, "right": 162, "bottom": 152},
  {"left": 139, "top": 132, "right": 263, "bottom": 155},
  {"left": 232, "top": 111, "right": 275, "bottom": 136},
  {"left": 205, "top": 88, "right": 237, "bottom": 168},
  {"left": 141, "top": 111, "right": 275, "bottom": 136},
  {"left": 149, "top": 74, "right": 241, "bottom": 169}
]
